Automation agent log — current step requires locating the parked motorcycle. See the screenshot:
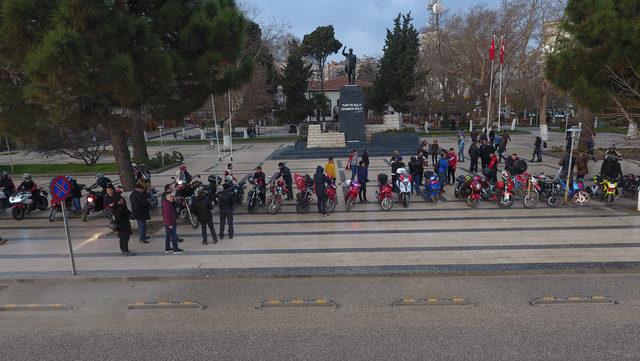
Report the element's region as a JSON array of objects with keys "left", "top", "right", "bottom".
[
  {"left": 175, "top": 193, "right": 199, "bottom": 228},
  {"left": 80, "top": 186, "right": 111, "bottom": 222},
  {"left": 621, "top": 174, "right": 639, "bottom": 198},
  {"left": 377, "top": 173, "right": 394, "bottom": 211},
  {"left": 495, "top": 171, "right": 515, "bottom": 208},
  {"left": 554, "top": 177, "right": 590, "bottom": 207},
  {"left": 466, "top": 175, "right": 483, "bottom": 208},
  {"left": 395, "top": 168, "right": 412, "bottom": 208},
  {"left": 603, "top": 177, "right": 618, "bottom": 208},
  {"left": 267, "top": 178, "right": 287, "bottom": 214},
  {"left": 49, "top": 196, "right": 82, "bottom": 222},
  {"left": 344, "top": 179, "right": 362, "bottom": 211},
  {"left": 246, "top": 176, "right": 264, "bottom": 214},
  {"left": 325, "top": 180, "right": 338, "bottom": 214},
  {"left": 521, "top": 174, "right": 541, "bottom": 209},
  {"left": 294, "top": 173, "right": 314, "bottom": 214},
  {"left": 454, "top": 175, "right": 473, "bottom": 200},
  {"left": 10, "top": 189, "right": 48, "bottom": 220},
  {"left": 229, "top": 180, "right": 247, "bottom": 205},
  {"left": 423, "top": 171, "right": 441, "bottom": 203}
]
